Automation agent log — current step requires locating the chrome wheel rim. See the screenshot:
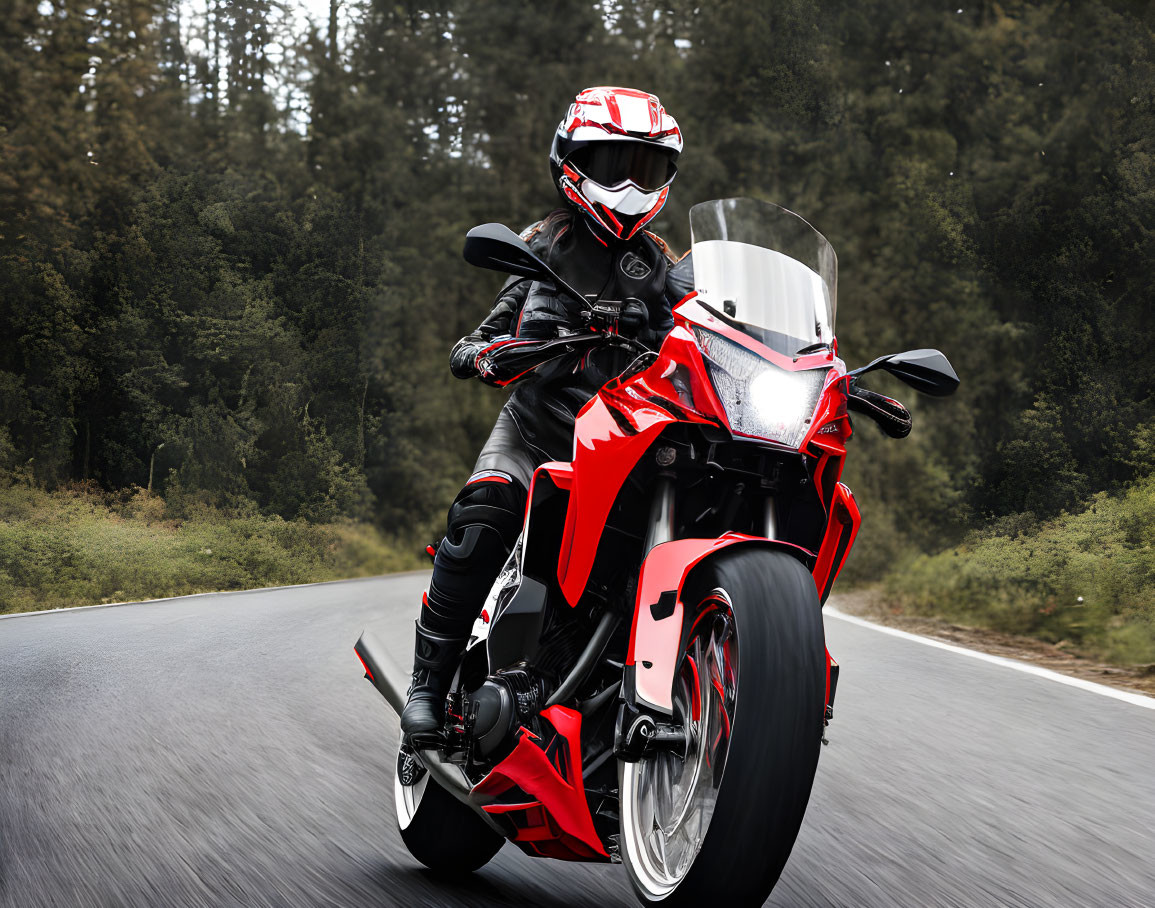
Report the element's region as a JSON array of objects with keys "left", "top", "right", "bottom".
[{"left": 620, "top": 591, "right": 738, "bottom": 901}]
